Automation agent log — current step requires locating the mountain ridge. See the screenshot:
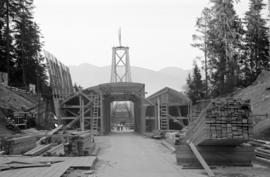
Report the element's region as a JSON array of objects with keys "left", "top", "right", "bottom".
[{"left": 69, "top": 63, "right": 190, "bottom": 95}]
